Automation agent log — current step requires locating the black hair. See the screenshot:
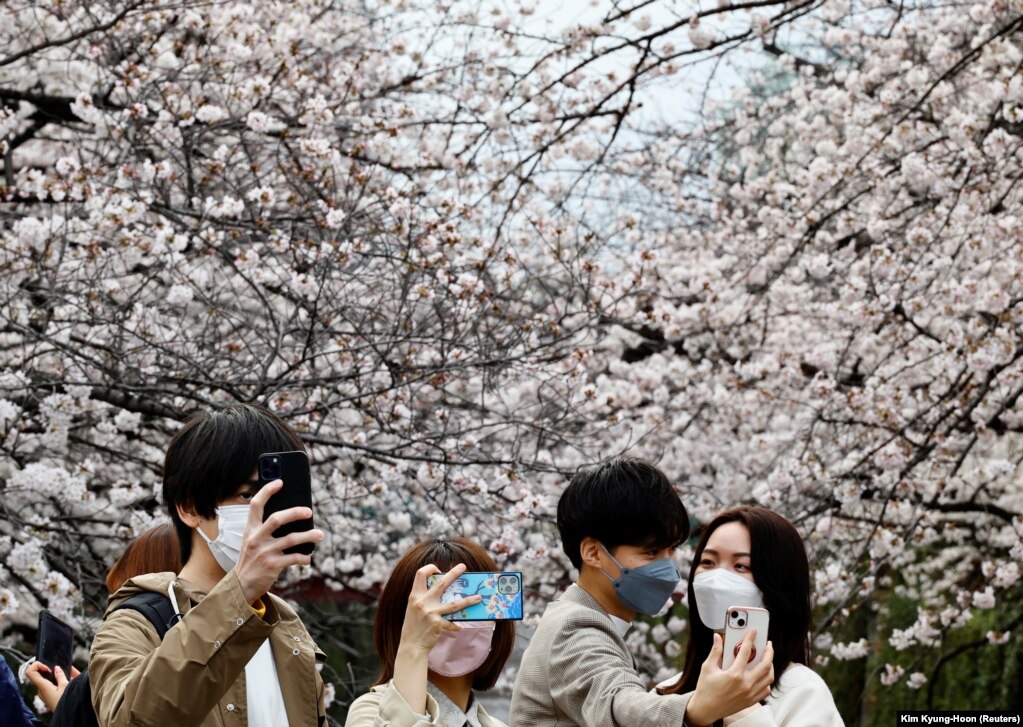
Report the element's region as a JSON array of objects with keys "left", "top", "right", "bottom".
[
  {"left": 556, "top": 457, "right": 690, "bottom": 570},
  {"left": 659, "top": 506, "right": 812, "bottom": 696},
  {"left": 163, "top": 404, "right": 305, "bottom": 562}
]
